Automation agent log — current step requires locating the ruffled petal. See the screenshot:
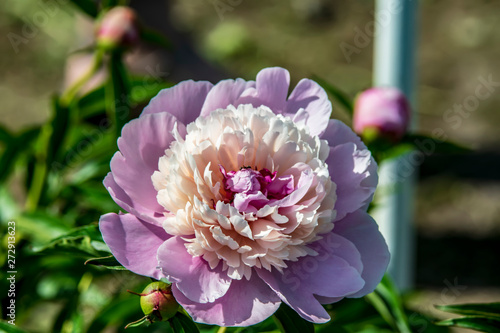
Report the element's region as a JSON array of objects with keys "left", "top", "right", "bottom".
[
  {"left": 327, "top": 143, "right": 377, "bottom": 220},
  {"left": 103, "top": 172, "right": 162, "bottom": 226},
  {"left": 333, "top": 210, "right": 390, "bottom": 297},
  {"left": 285, "top": 78, "right": 332, "bottom": 136},
  {"left": 321, "top": 119, "right": 367, "bottom": 150},
  {"left": 238, "top": 67, "right": 290, "bottom": 113},
  {"left": 157, "top": 236, "right": 232, "bottom": 303},
  {"left": 110, "top": 112, "right": 186, "bottom": 218},
  {"left": 99, "top": 213, "right": 168, "bottom": 279},
  {"left": 200, "top": 78, "right": 255, "bottom": 117},
  {"left": 173, "top": 274, "right": 281, "bottom": 327},
  {"left": 141, "top": 80, "right": 213, "bottom": 125},
  {"left": 257, "top": 234, "right": 365, "bottom": 323},
  {"left": 323, "top": 120, "right": 378, "bottom": 220}
]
